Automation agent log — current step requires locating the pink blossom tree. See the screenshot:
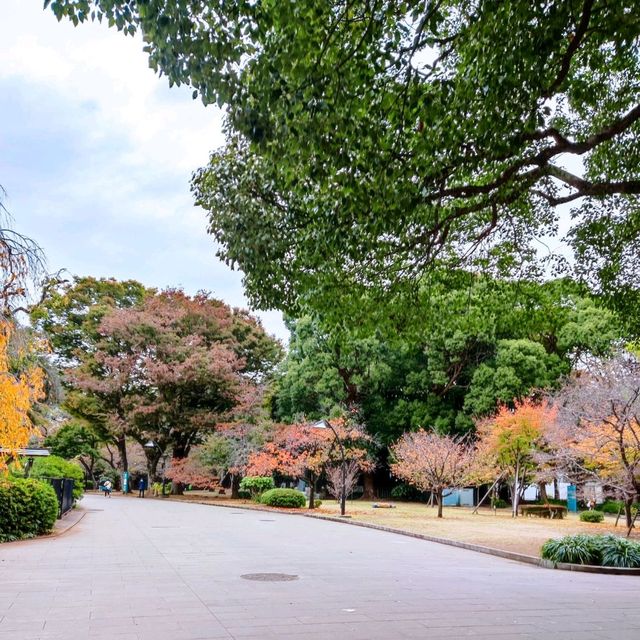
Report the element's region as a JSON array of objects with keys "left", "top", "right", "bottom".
[{"left": 391, "top": 430, "right": 474, "bottom": 518}]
